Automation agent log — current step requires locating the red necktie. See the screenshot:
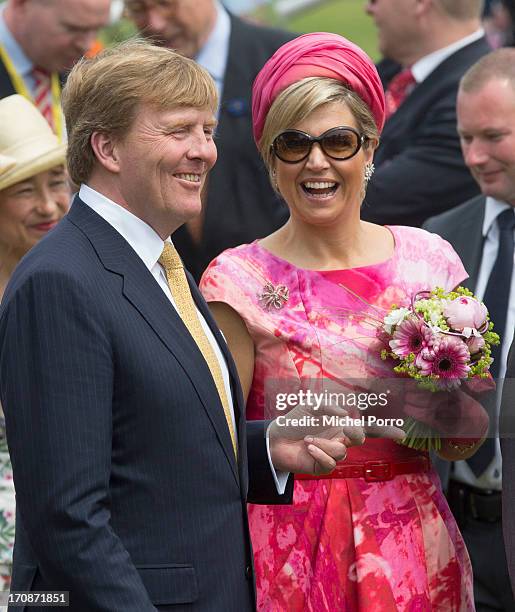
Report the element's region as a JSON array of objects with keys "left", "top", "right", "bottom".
[
  {"left": 384, "top": 68, "right": 416, "bottom": 120},
  {"left": 32, "top": 67, "right": 54, "bottom": 131}
]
